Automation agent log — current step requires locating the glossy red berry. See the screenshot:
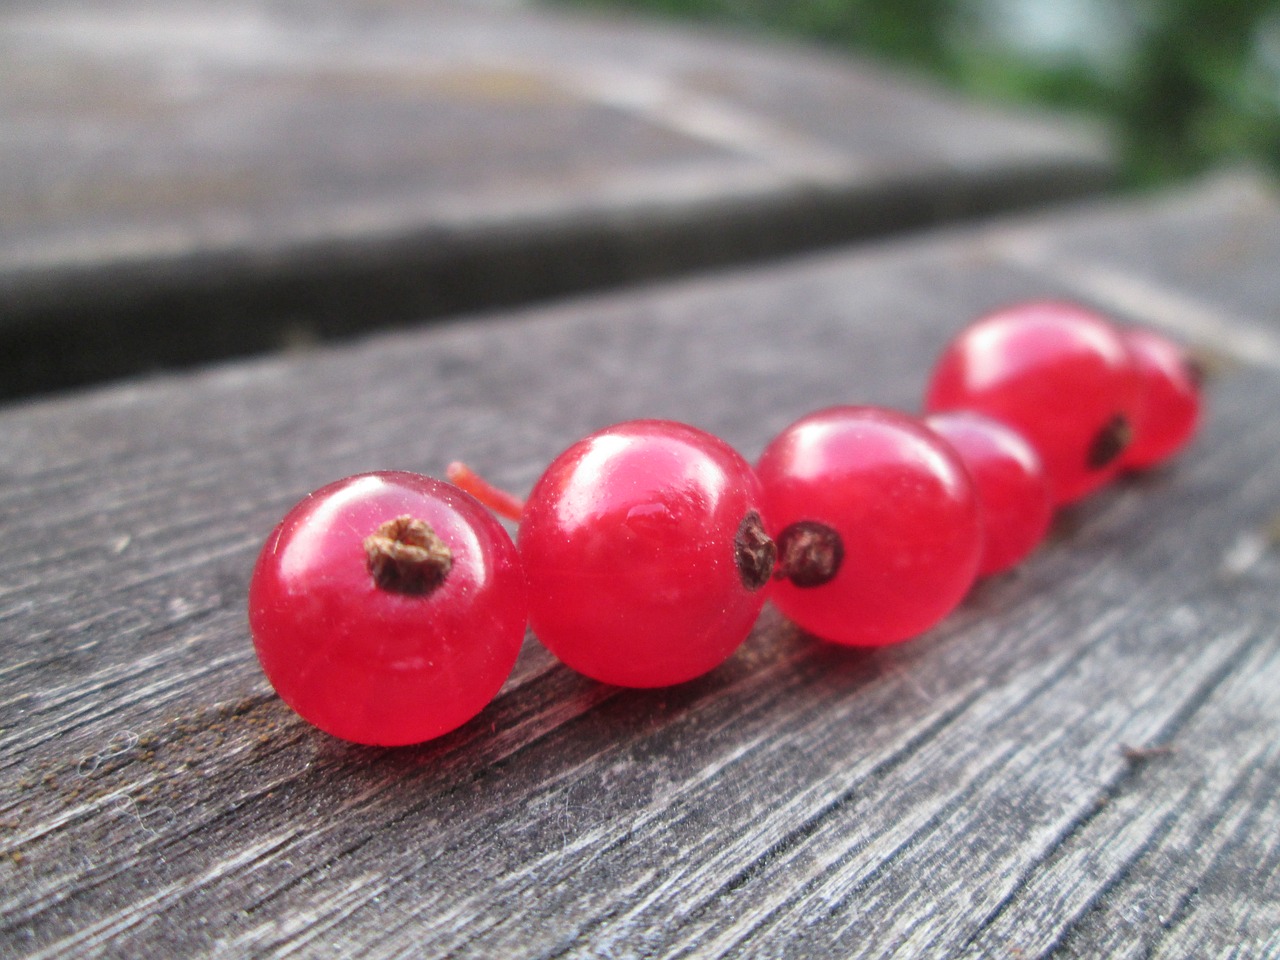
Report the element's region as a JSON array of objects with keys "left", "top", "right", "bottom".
[
  {"left": 757, "top": 406, "right": 982, "bottom": 647},
  {"left": 924, "top": 411, "right": 1053, "bottom": 576},
  {"left": 518, "top": 420, "right": 775, "bottom": 688},
  {"left": 1121, "top": 328, "right": 1202, "bottom": 469},
  {"left": 924, "top": 301, "right": 1142, "bottom": 504},
  {"left": 249, "top": 471, "right": 527, "bottom": 746}
]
